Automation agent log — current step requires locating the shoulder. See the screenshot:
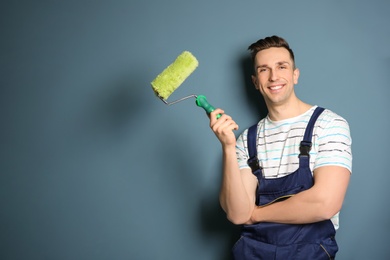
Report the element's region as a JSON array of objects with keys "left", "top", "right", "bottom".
[
  {"left": 315, "top": 108, "right": 351, "bottom": 135},
  {"left": 318, "top": 108, "right": 350, "bottom": 126},
  {"left": 313, "top": 107, "right": 353, "bottom": 172}
]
